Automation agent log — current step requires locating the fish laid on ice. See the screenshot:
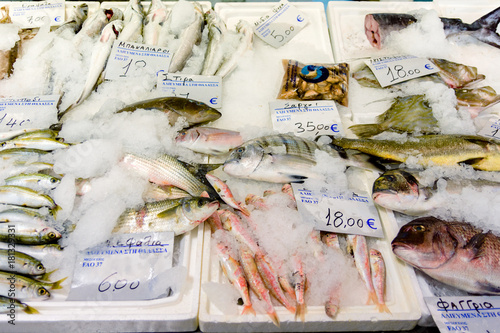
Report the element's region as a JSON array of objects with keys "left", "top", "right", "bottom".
[
  {"left": 0, "top": 271, "right": 51, "bottom": 301},
  {"left": 116, "top": 97, "right": 222, "bottom": 127},
  {"left": 73, "top": 8, "right": 123, "bottom": 48},
  {"left": 330, "top": 134, "right": 500, "bottom": 171},
  {"left": 392, "top": 216, "right": 500, "bottom": 295},
  {"left": 215, "top": 20, "right": 254, "bottom": 78},
  {"left": 54, "top": 3, "right": 89, "bottom": 37},
  {"left": 365, "top": 7, "right": 500, "bottom": 49},
  {"left": 113, "top": 197, "right": 219, "bottom": 235},
  {"left": 175, "top": 127, "right": 243, "bottom": 155},
  {"left": 143, "top": 0, "right": 170, "bottom": 46},
  {"left": 218, "top": 209, "right": 260, "bottom": 254},
  {"left": 0, "top": 220, "right": 61, "bottom": 245},
  {"left": 0, "top": 137, "right": 69, "bottom": 151},
  {"left": 201, "top": 10, "right": 228, "bottom": 76},
  {"left": 0, "top": 243, "right": 61, "bottom": 261},
  {"left": 292, "top": 256, "right": 307, "bottom": 322},
  {"left": 347, "top": 235, "right": 378, "bottom": 305},
  {"left": 4, "top": 173, "right": 60, "bottom": 194},
  {"left": 0, "top": 185, "right": 60, "bottom": 218},
  {"left": 121, "top": 153, "right": 210, "bottom": 196},
  {"left": 206, "top": 174, "right": 250, "bottom": 216},
  {"left": 0, "top": 249, "right": 45, "bottom": 277},
  {"left": 118, "top": 0, "right": 144, "bottom": 43},
  {"left": 455, "top": 86, "right": 500, "bottom": 118},
  {"left": 369, "top": 249, "right": 390, "bottom": 313},
  {"left": 372, "top": 169, "right": 500, "bottom": 216},
  {"left": 0, "top": 296, "right": 38, "bottom": 314}
]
